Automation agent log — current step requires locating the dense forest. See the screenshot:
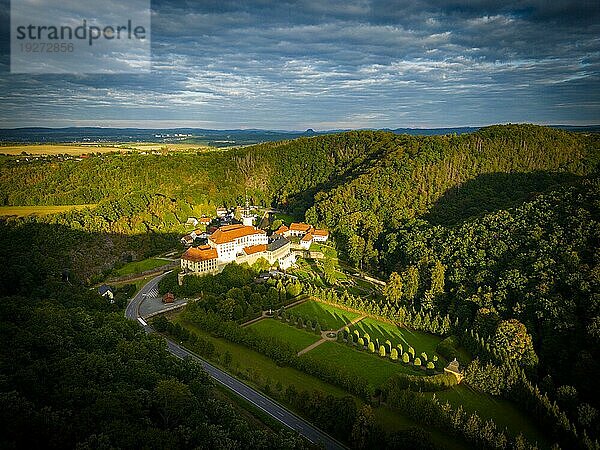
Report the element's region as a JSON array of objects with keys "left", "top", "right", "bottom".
[{"left": 1, "top": 124, "right": 599, "bottom": 448}]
